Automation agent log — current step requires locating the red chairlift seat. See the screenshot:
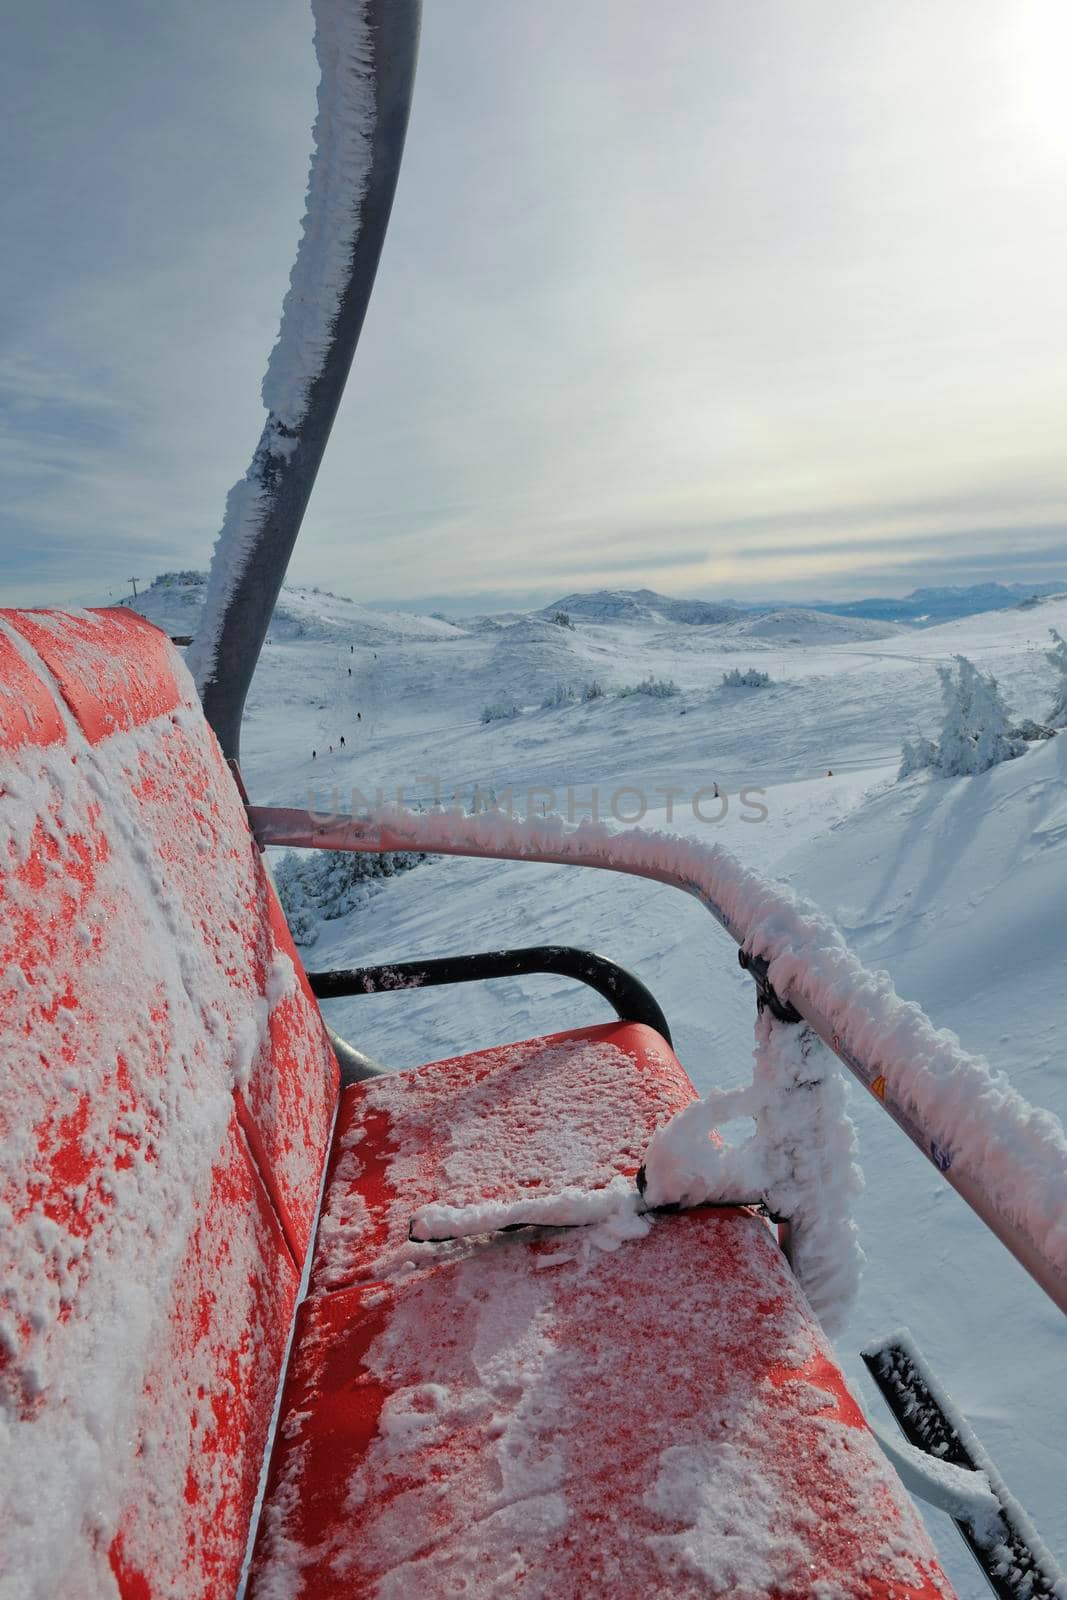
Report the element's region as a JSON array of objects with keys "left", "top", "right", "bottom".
[{"left": 0, "top": 609, "right": 952, "bottom": 1598}]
